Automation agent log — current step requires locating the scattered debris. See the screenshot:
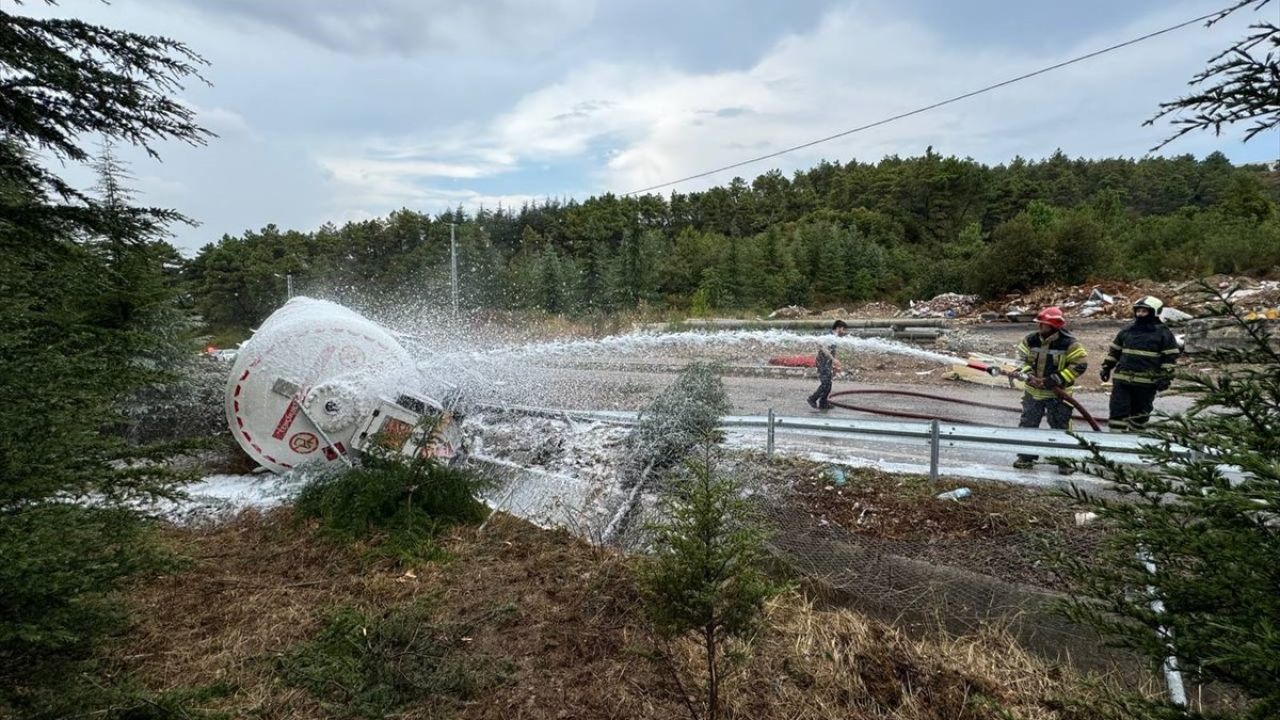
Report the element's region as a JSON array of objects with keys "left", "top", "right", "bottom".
[
  {"left": 1088, "top": 288, "right": 1115, "bottom": 304},
  {"left": 908, "top": 293, "right": 978, "bottom": 318},
  {"left": 936, "top": 487, "right": 972, "bottom": 501},
  {"left": 778, "top": 277, "right": 1280, "bottom": 325},
  {"left": 1077, "top": 287, "right": 1116, "bottom": 318},
  {"left": 768, "top": 305, "right": 810, "bottom": 319},
  {"left": 767, "top": 302, "right": 904, "bottom": 319},
  {"left": 933, "top": 327, "right": 1002, "bottom": 355},
  {"left": 826, "top": 466, "right": 846, "bottom": 486},
  {"left": 1160, "top": 306, "right": 1194, "bottom": 324}
]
